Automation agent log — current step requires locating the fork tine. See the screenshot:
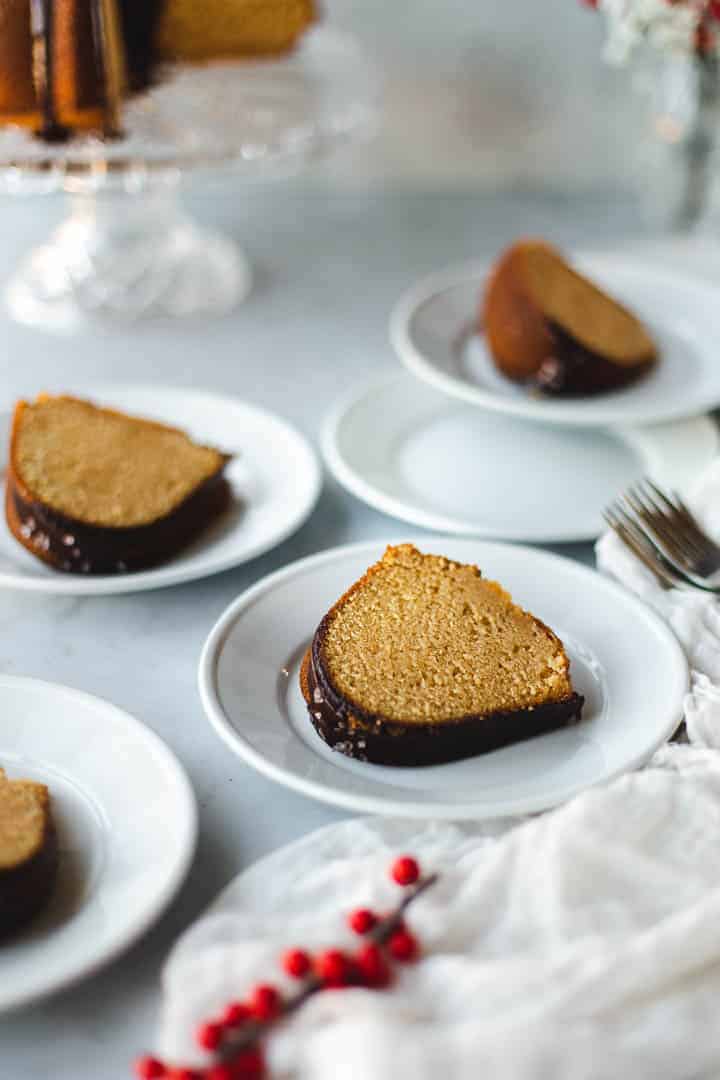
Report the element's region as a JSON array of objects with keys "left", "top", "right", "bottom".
[
  {"left": 611, "top": 501, "right": 677, "bottom": 565},
  {"left": 644, "top": 478, "right": 682, "bottom": 515},
  {"left": 671, "top": 491, "right": 709, "bottom": 539},
  {"left": 614, "top": 504, "right": 666, "bottom": 556},
  {"left": 622, "top": 488, "right": 689, "bottom": 555},
  {"left": 627, "top": 483, "right": 706, "bottom": 562},
  {"left": 614, "top": 496, "right": 702, "bottom": 582},
  {"left": 644, "top": 477, "right": 693, "bottom": 523},
  {"left": 603, "top": 510, "right": 675, "bottom": 590},
  {"left": 633, "top": 481, "right": 694, "bottom": 540},
  {"left": 644, "top": 479, "right": 711, "bottom": 552},
  {"left": 624, "top": 486, "right": 656, "bottom": 521}
]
